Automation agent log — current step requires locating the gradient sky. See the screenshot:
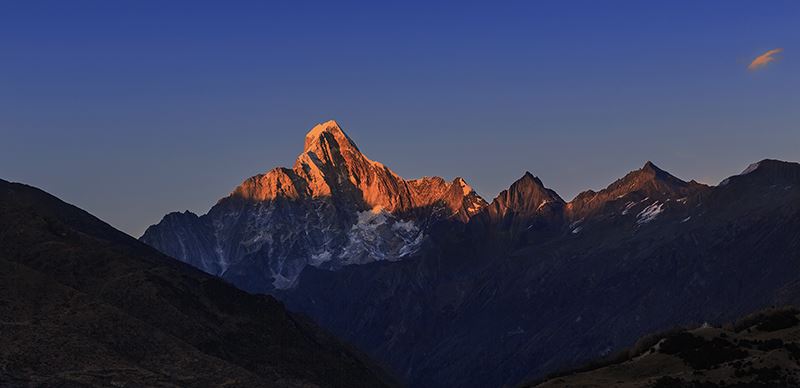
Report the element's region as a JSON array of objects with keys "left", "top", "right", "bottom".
[{"left": 2, "top": 1, "right": 799, "bottom": 236}]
